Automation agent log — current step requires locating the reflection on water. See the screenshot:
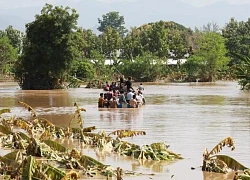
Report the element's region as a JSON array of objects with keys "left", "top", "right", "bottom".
[{"left": 1, "top": 81, "right": 250, "bottom": 180}]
